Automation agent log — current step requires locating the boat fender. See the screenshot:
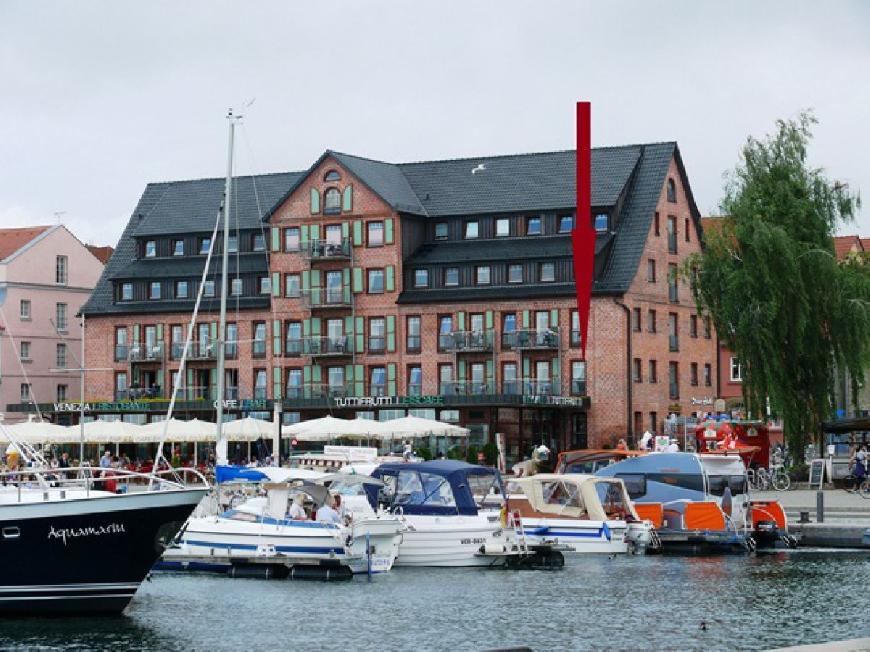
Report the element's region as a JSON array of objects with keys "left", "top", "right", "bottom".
[{"left": 482, "top": 543, "right": 506, "bottom": 555}]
